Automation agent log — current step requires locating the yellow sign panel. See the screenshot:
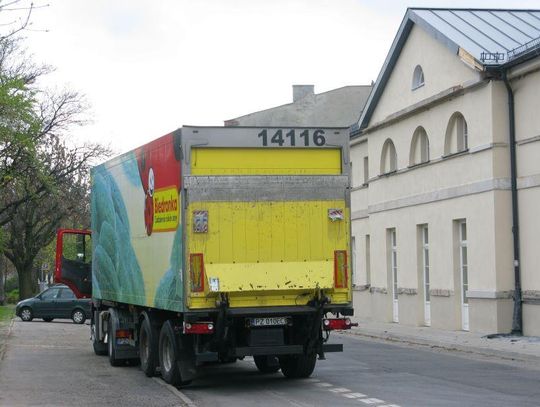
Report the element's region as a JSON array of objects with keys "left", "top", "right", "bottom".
[
  {"left": 153, "top": 186, "right": 179, "bottom": 232},
  {"left": 191, "top": 148, "right": 342, "bottom": 175}
]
